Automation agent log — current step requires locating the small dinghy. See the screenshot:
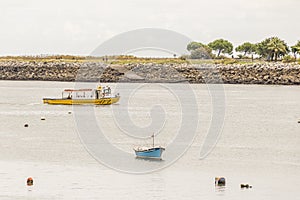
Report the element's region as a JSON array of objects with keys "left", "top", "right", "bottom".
[{"left": 134, "top": 133, "right": 165, "bottom": 159}]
